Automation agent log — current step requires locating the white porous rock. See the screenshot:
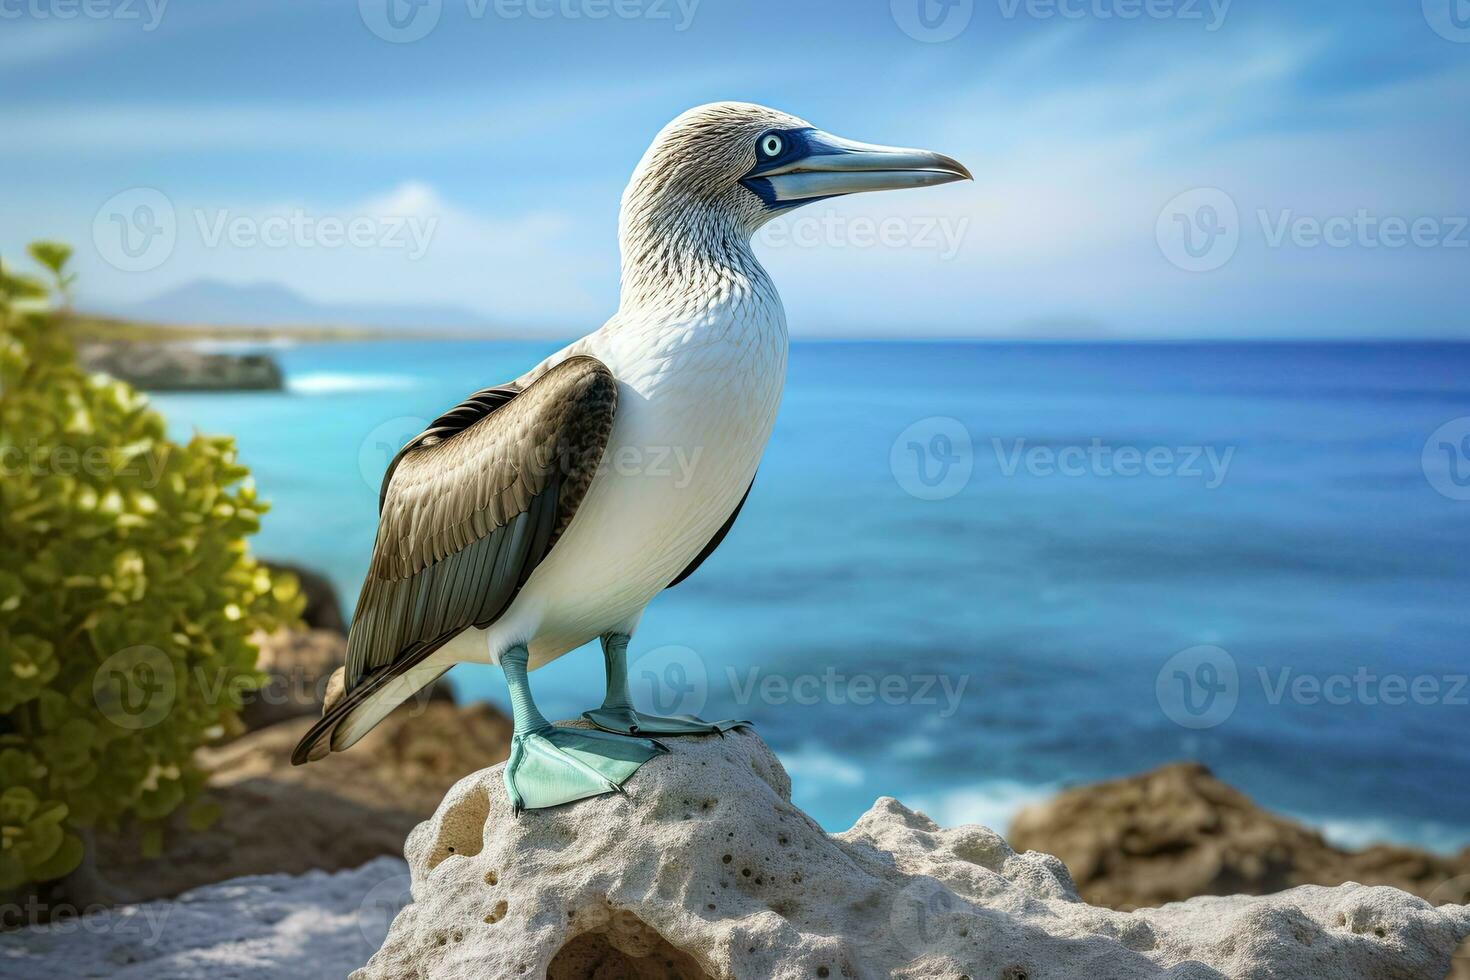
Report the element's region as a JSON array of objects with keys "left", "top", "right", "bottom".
[
  {"left": 0, "top": 857, "right": 410, "bottom": 980},
  {"left": 358, "top": 728, "right": 1470, "bottom": 980}
]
